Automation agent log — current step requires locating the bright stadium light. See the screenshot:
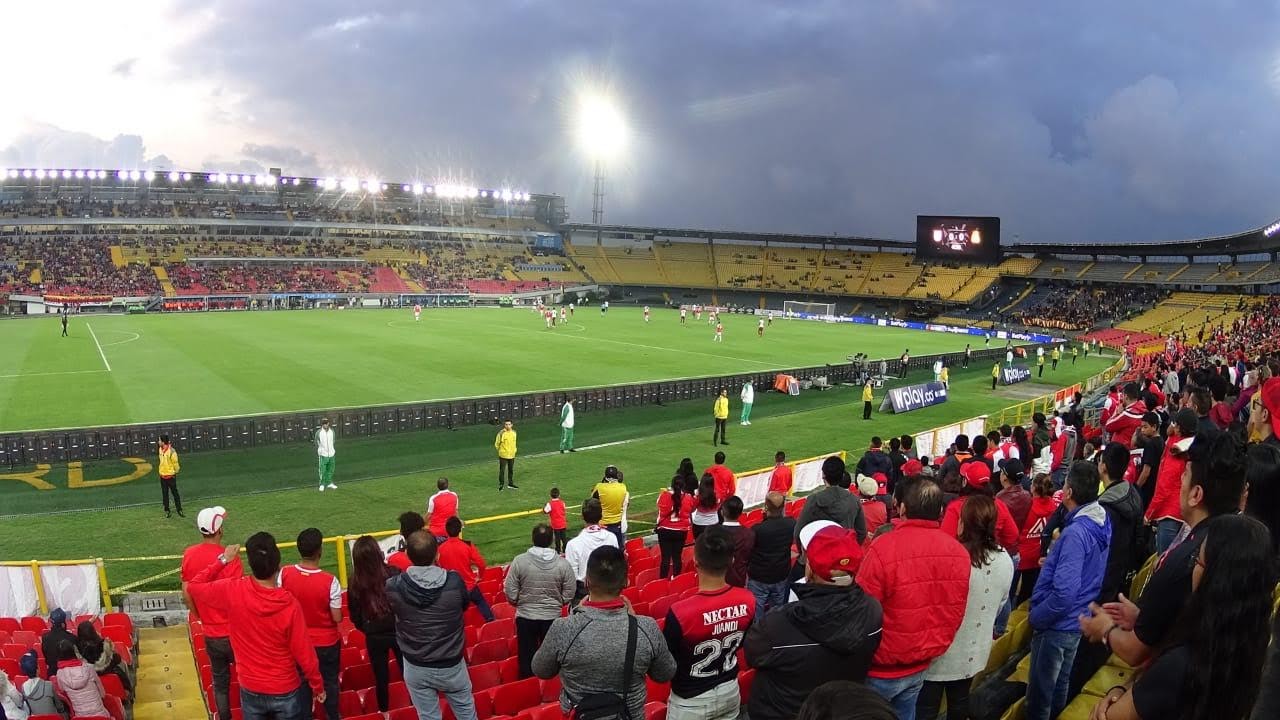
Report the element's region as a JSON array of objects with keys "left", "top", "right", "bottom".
[
  {"left": 411, "top": 182, "right": 424, "bottom": 195},
  {"left": 8, "top": 169, "right": 18, "bottom": 178},
  {"left": 214, "top": 173, "right": 227, "bottom": 183},
  {"left": 426, "top": 185, "right": 435, "bottom": 195},
  {"left": 168, "top": 171, "right": 179, "bottom": 182},
  {"left": 341, "top": 177, "right": 358, "bottom": 192},
  {"left": 35, "top": 169, "right": 46, "bottom": 180},
  {"left": 144, "top": 170, "right": 156, "bottom": 182},
  {"left": 467, "top": 186, "right": 478, "bottom": 199},
  {"left": 129, "top": 170, "right": 142, "bottom": 181},
  {"left": 366, "top": 178, "right": 380, "bottom": 192},
  {"left": 574, "top": 92, "right": 628, "bottom": 161},
  {"left": 182, "top": 172, "right": 192, "bottom": 181},
  {"left": 23, "top": 169, "right": 33, "bottom": 179}
]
